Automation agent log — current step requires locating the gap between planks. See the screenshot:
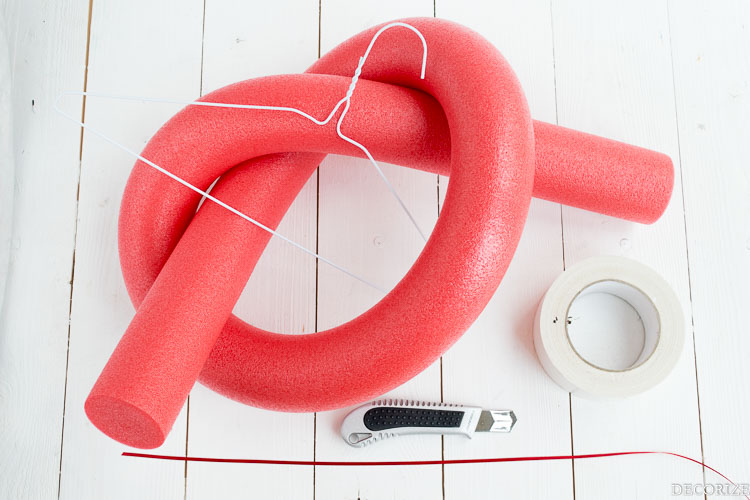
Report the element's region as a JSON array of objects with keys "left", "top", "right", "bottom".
[
  {"left": 664, "top": 0, "right": 707, "bottom": 489},
  {"left": 547, "top": 1, "right": 575, "bottom": 498},
  {"left": 57, "top": 0, "right": 95, "bottom": 497},
  {"left": 183, "top": 0, "right": 209, "bottom": 497}
]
